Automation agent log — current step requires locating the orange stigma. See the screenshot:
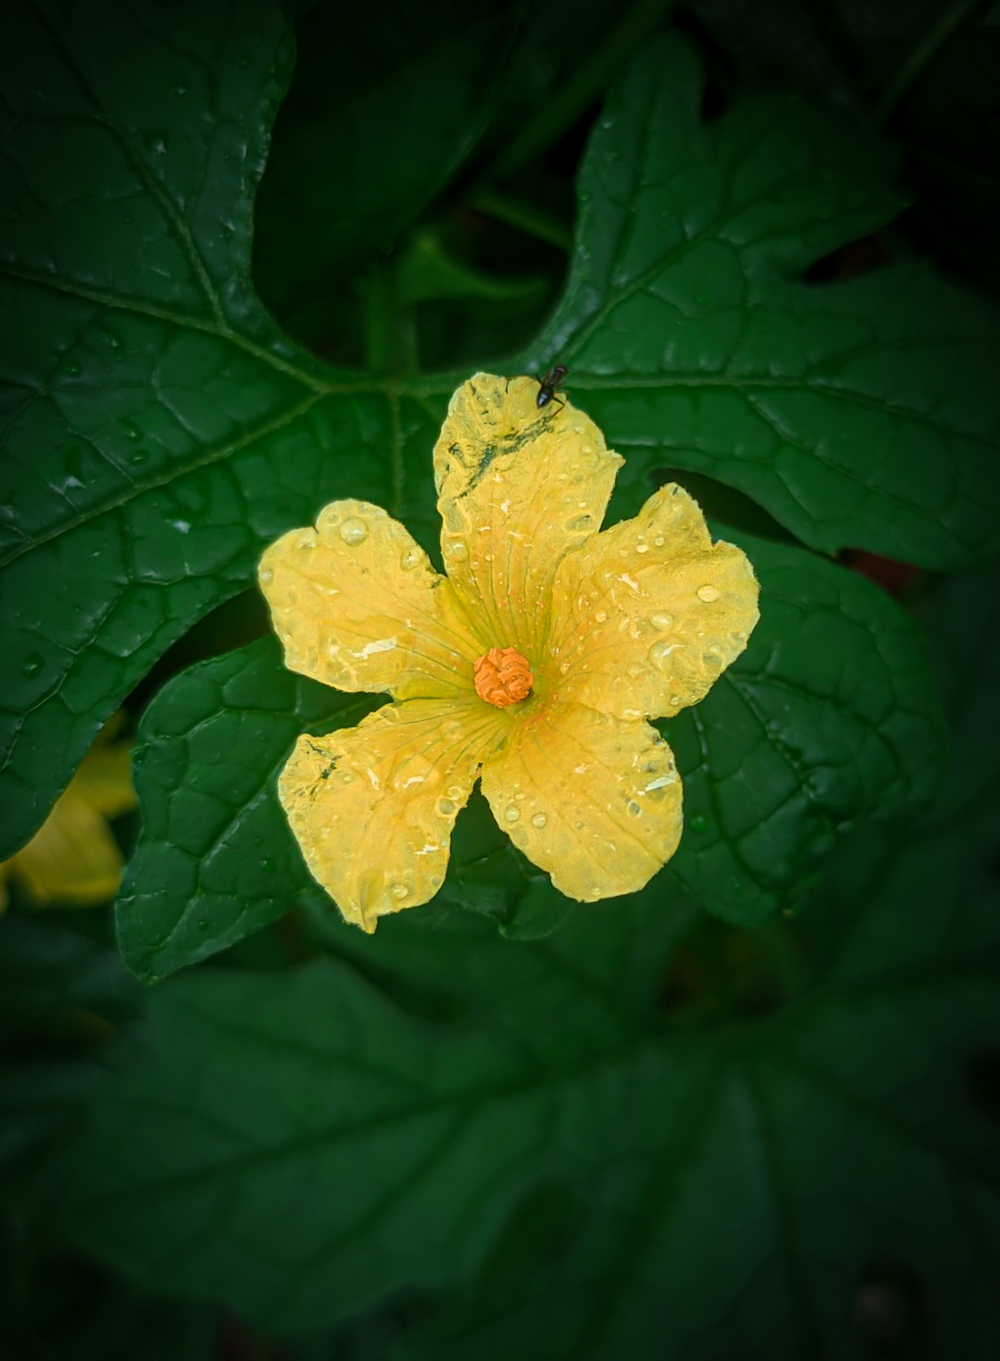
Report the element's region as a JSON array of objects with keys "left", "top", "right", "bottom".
[{"left": 474, "top": 646, "right": 533, "bottom": 708}]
